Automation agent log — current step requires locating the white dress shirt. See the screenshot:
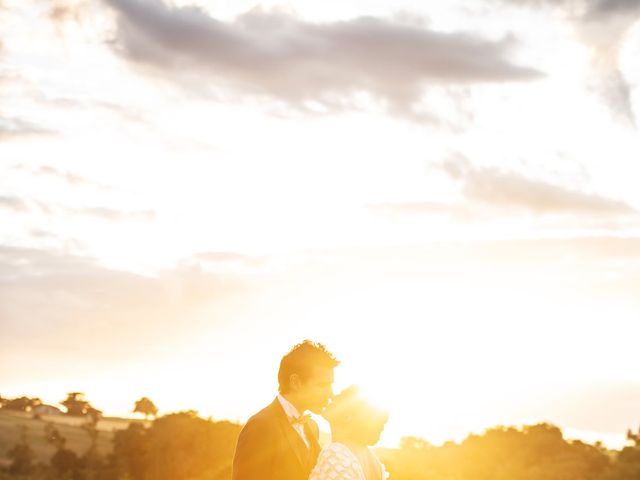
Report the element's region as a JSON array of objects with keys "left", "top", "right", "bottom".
[{"left": 277, "top": 393, "right": 310, "bottom": 448}]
